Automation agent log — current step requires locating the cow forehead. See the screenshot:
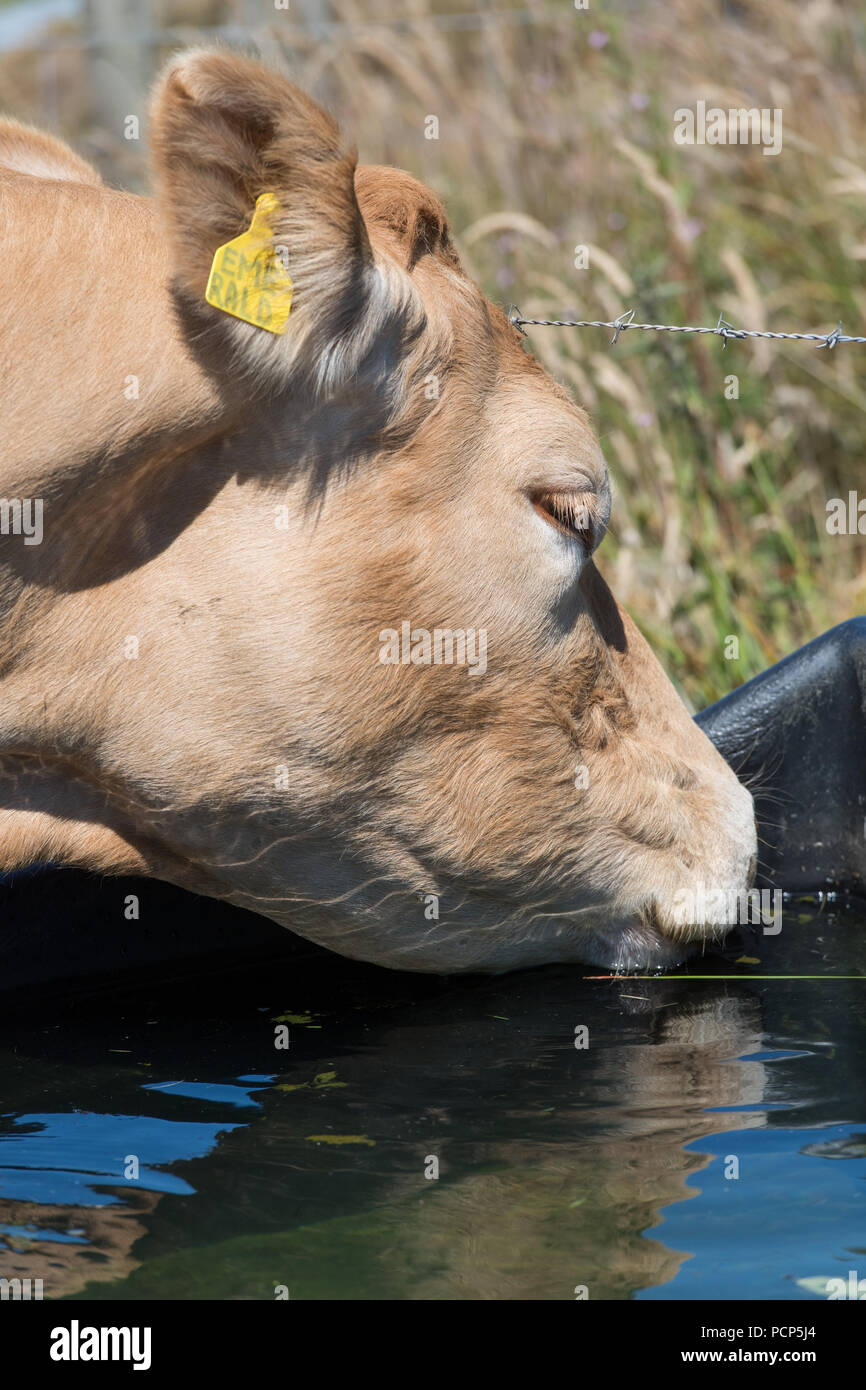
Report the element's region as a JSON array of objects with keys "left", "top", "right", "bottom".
[{"left": 463, "top": 368, "right": 602, "bottom": 486}]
